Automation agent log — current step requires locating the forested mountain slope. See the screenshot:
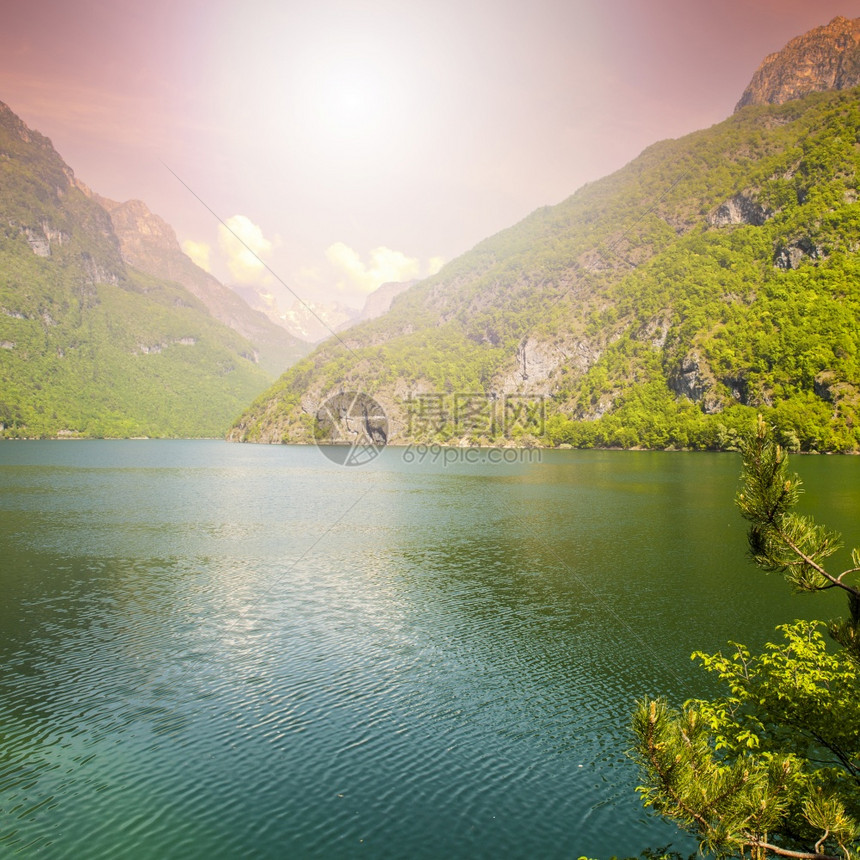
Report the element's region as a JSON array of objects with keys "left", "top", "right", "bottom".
[
  {"left": 232, "top": 88, "right": 860, "bottom": 452},
  {"left": 0, "top": 101, "right": 274, "bottom": 438}
]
